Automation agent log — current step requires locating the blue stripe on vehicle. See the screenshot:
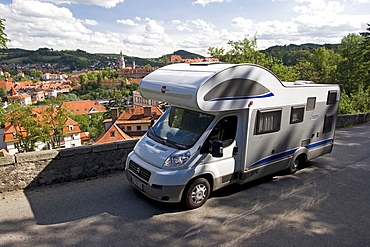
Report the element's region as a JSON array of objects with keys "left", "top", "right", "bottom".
[
  {"left": 209, "top": 92, "right": 274, "bottom": 101},
  {"left": 248, "top": 138, "right": 334, "bottom": 168}
]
